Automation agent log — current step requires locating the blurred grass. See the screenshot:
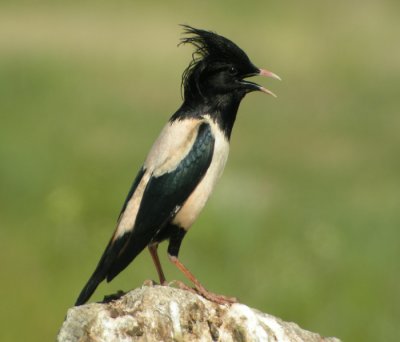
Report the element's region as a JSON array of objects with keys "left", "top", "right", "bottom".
[{"left": 1, "top": 1, "right": 400, "bottom": 341}]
